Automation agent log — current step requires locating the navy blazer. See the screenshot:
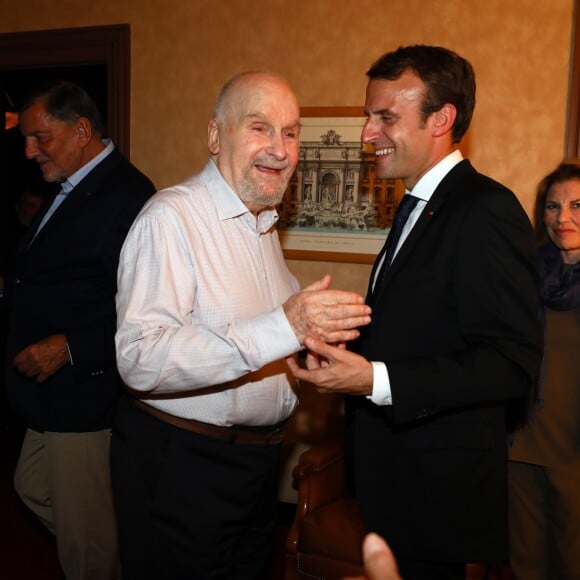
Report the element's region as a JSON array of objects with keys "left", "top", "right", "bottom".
[
  {"left": 349, "top": 160, "right": 543, "bottom": 563},
  {"left": 5, "top": 148, "right": 155, "bottom": 432}
]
